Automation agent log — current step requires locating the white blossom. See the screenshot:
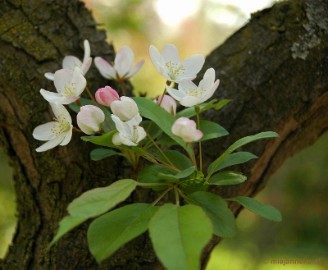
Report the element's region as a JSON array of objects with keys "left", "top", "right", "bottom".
[
  {"left": 33, "top": 103, "right": 73, "bottom": 152},
  {"left": 45, "top": 40, "right": 92, "bottom": 80},
  {"left": 149, "top": 44, "right": 204, "bottom": 83},
  {"left": 172, "top": 117, "right": 203, "bottom": 142},
  {"left": 77, "top": 105, "right": 105, "bottom": 135},
  {"left": 40, "top": 67, "right": 86, "bottom": 104},
  {"left": 111, "top": 114, "right": 146, "bottom": 146},
  {"left": 166, "top": 68, "right": 220, "bottom": 107},
  {"left": 95, "top": 46, "right": 144, "bottom": 81},
  {"left": 110, "top": 96, "right": 139, "bottom": 121}
]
